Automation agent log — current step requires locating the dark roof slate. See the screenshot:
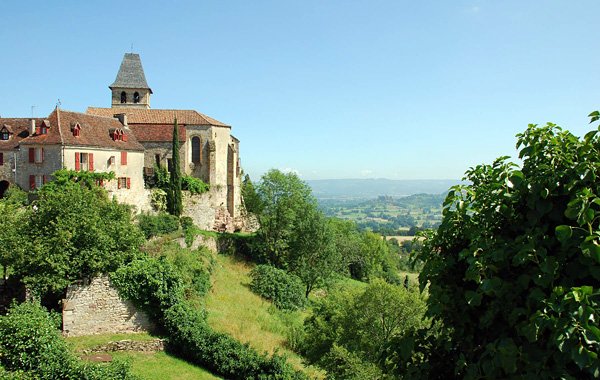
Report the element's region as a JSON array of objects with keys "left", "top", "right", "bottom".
[{"left": 109, "top": 53, "right": 152, "bottom": 92}]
